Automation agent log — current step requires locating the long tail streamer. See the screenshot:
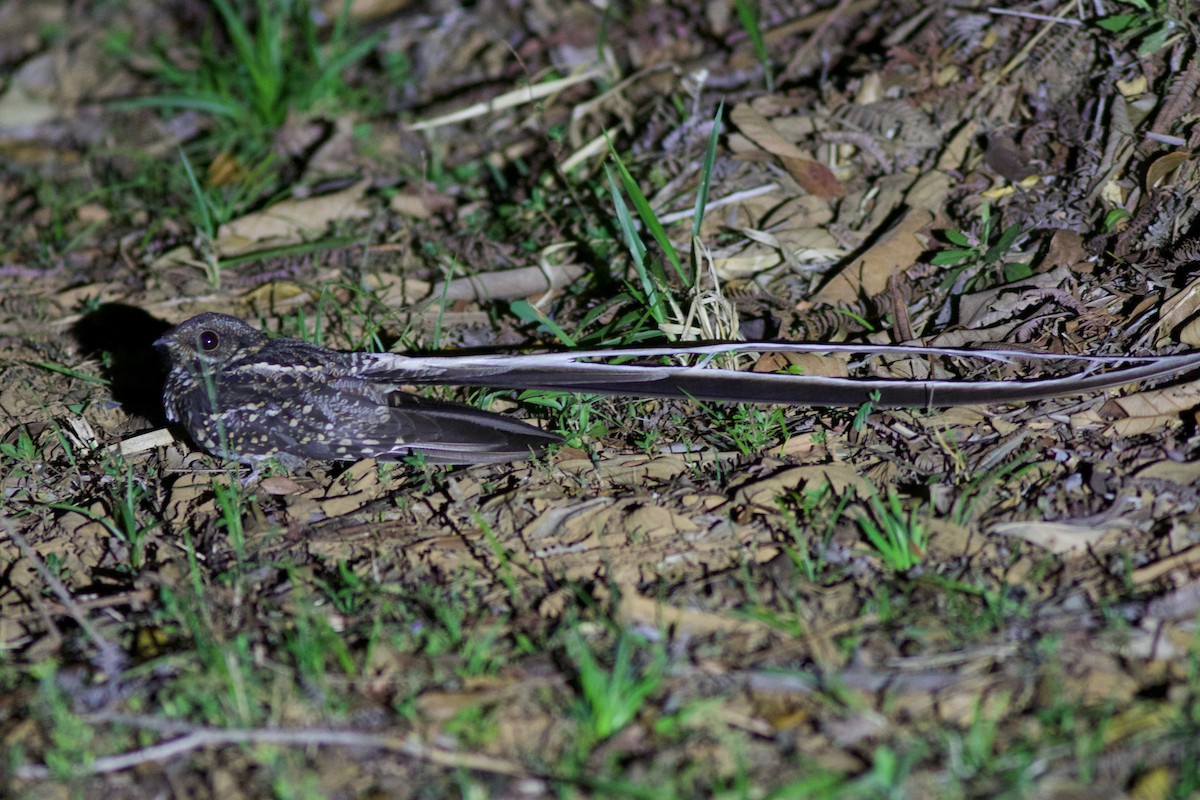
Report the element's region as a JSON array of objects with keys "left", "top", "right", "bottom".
[{"left": 362, "top": 343, "right": 1200, "bottom": 408}]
